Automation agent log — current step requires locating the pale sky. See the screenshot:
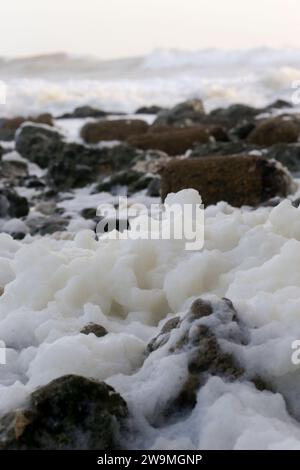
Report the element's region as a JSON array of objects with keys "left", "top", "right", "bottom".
[{"left": 0, "top": 0, "right": 299, "bottom": 59}]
